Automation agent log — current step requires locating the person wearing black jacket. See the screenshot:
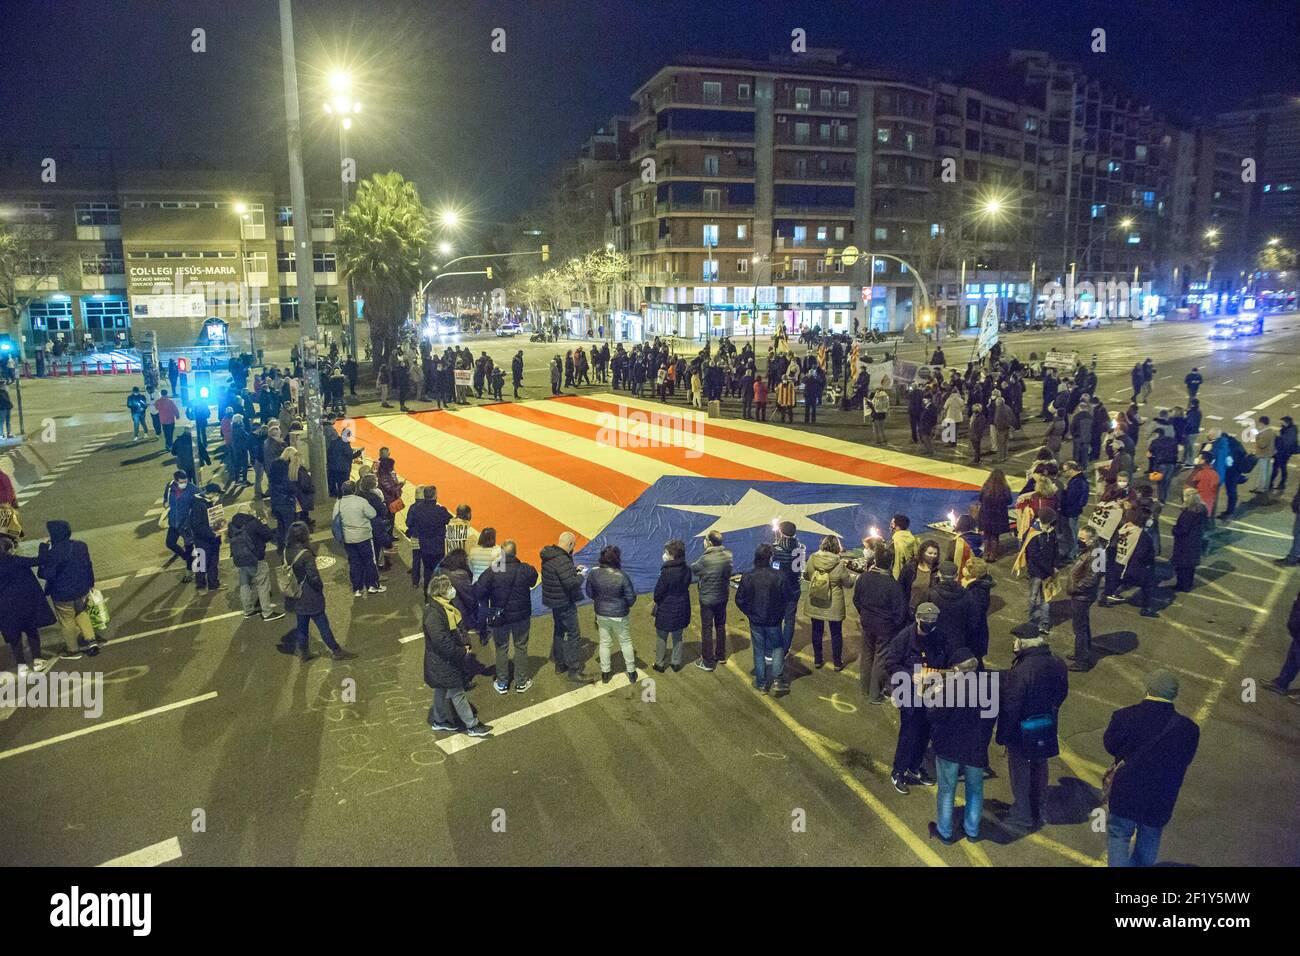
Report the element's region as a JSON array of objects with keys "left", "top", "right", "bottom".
[
  {"left": 472, "top": 541, "right": 539, "bottom": 694},
  {"left": 1024, "top": 507, "right": 1059, "bottom": 636},
  {"left": 1262, "top": 587, "right": 1300, "bottom": 695},
  {"left": 187, "top": 482, "right": 225, "bottom": 592},
  {"left": 881, "top": 603, "right": 947, "bottom": 794},
  {"left": 995, "top": 636, "right": 1069, "bottom": 830},
  {"left": 1102, "top": 508, "right": 1158, "bottom": 617},
  {"left": 228, "top": 510, "right": 282, "bottom": 620},
  {"left": 1146, "top": 427, "right": 1179, "bottom": 503},
  {"left": 539, "top": 530, "right": 589, "bottom": 681},
  {"left": 652, "top": 539, "right": 692, "bottom": 672},
  {"left": 424, "top": 573, "right": 491, "bottom": 737},
  {"left": 326, "top": 429, "right": 363, "bottom": 498},
  {"left": 405, "top": 486, "right": 452, "bottom": 596},
  {"left": 928, "top": 648, "right": 995, "bottom": 844},
  {"left": 853, "top": 543, "right": 907, "bottom": 703},
  {"left": 1065, "top": 527, "right": 1102, "bottom": 672},
  {"left": 1169, "top": 489, "right": 1207, "bottom": 592},
  {"left": 38, "top": 519, "right": 100, "bottom": 658},
  {"left": 281, "top": 521, "right": 355, "bottom": 661},
  {"left": 0, "top": 535, "right": 56, "bottom": 671},
  {"left": 690, "top": 531, "right": 733, "bottom": 671},
  {"left": 735, "top": 543, "right": 791, "bottom": 694},
  {"left": 1058, "top": 461, "right": 1089, "bottom": 560},
  {"left": 1103, "top": 671, "right": 1199, "bottom": 866},
  {"left": 927, "top": 561, "right": 974, "bottom": 666},
  {"left": 511, "top": 351, "right": 524, "bottom": 399}
]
